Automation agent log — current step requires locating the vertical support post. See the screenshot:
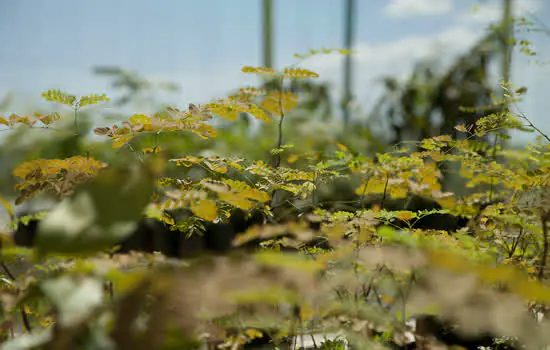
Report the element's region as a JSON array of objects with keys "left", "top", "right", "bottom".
[
  {"left": 501, "top": 0, "right": 514, "bottom": 85},
  {"left": 262, "top": 0, "right": 273, "bottom": 69},
  {"left": 498, "top": 0, "right": 514, "bottom": 151},
  {"left": 342, "top": 0, "right": 356, "bottom": 127}
]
